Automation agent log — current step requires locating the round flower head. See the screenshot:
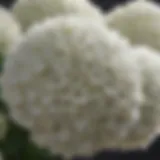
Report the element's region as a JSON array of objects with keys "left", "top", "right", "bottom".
[
  {"left": 0, "top": 6, "right": 21, "bottom": 55},
  {"left": 116, "top": 46, "right": 160, "bottom": 149},
  {"left": 105, "top": 0, "right": 160, "bottom": 52},
  {"left": 12, "top": 0, "right": 103, "bottom": 31},
  {"left": 1, "top": 16, "right": 143, "bottom": 157}
]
